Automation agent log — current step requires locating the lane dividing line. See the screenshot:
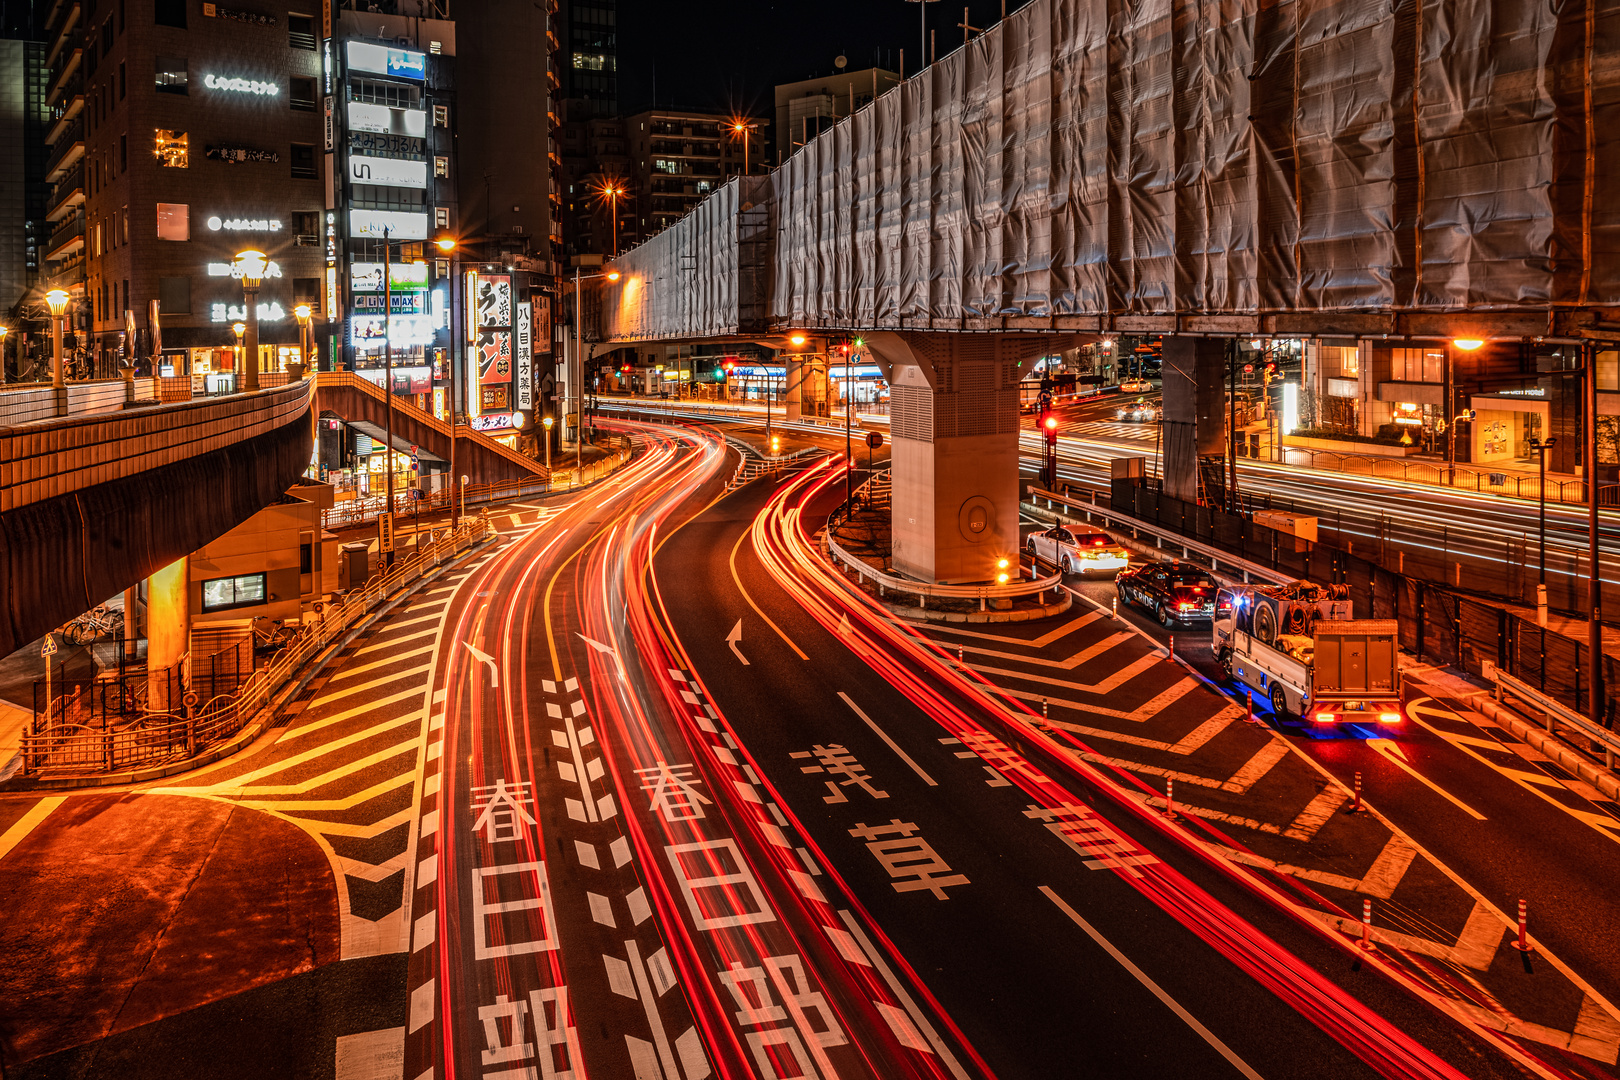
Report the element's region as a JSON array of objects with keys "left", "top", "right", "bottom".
[
  {"left": 0, "top": 796, "right": 67, "bottom": 862},
  {"left": 836, "top": 910, "right": 972, "bottom": 1080},
  {"left": 838, "top": 691, "right": 937, "bottom": 786},
  {"left": 1039, "top": 886, "right": 1265, "bottom": 1080}
]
